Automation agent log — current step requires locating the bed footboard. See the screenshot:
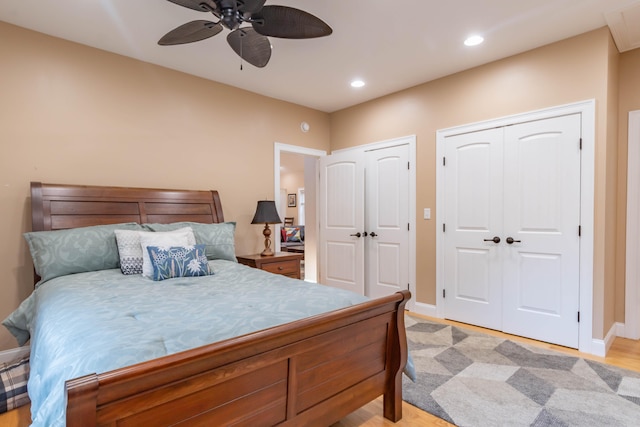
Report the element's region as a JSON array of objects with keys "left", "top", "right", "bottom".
[{"left": 66, "top": 290, "right": 410, "bottom": 426}]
